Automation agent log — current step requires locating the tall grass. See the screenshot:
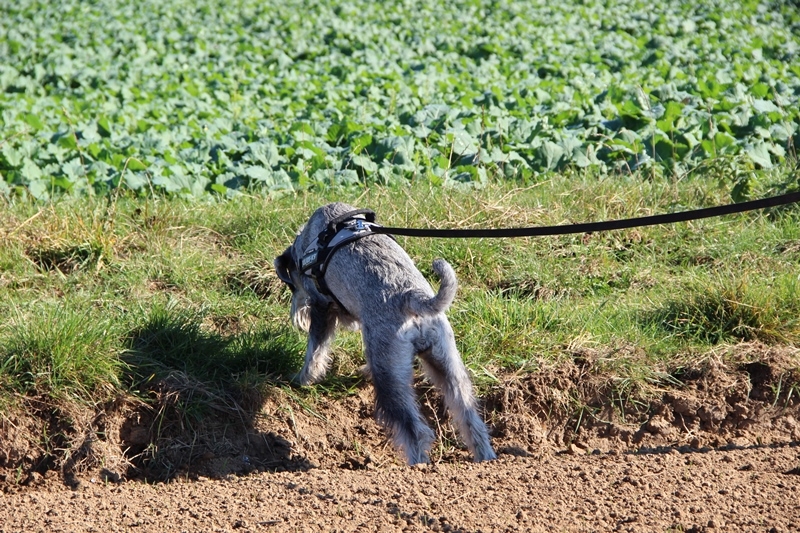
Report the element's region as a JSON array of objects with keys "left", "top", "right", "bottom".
[
  {"left": 1, "top": 167, "right": 799, "bottom": 413},
  {"left": 0, "top": 302, "right": 123, "bottom": 404}
]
